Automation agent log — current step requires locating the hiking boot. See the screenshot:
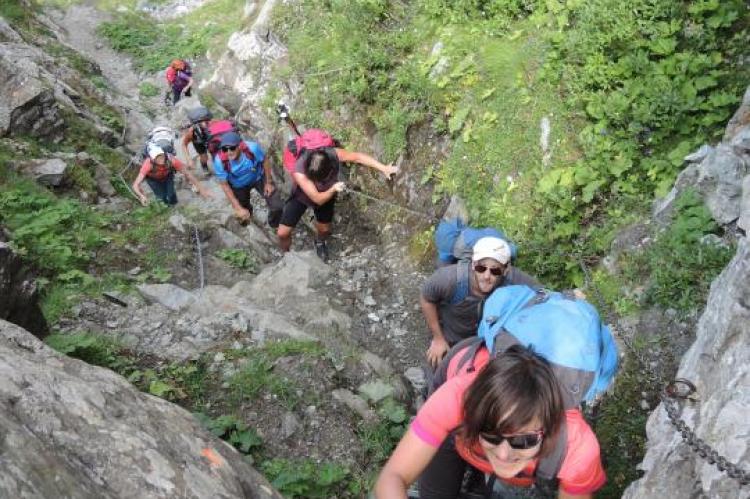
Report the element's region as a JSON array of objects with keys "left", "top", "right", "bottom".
[{"left": 314, "top": 239, "right": 329, "bottom": 263}]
